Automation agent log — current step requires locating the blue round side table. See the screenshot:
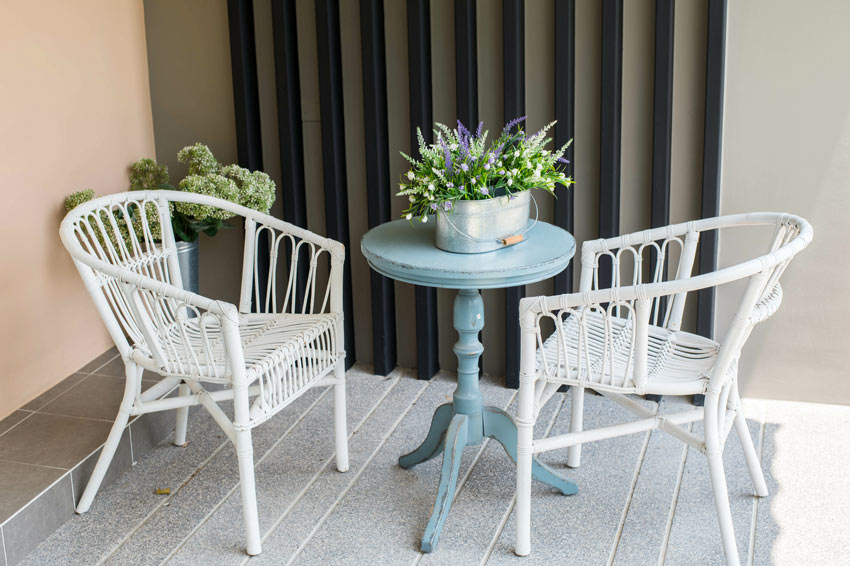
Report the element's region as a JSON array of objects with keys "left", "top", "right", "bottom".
[{"left": 361, "top": 219, "right": 578, "bottom": 553}]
